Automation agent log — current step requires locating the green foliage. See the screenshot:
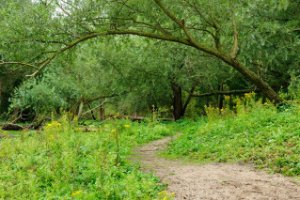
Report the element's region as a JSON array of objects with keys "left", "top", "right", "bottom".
[
  {"left": 10, "top": 77, "right": 70, "bottom": 113},
  {"left": 165, "top": 101, "right": 300, "bottom": 177},
  {"left": 2, "top": 0, "right": 300, "bottom": 116},
  {"left": 0, "top": 118, "right": 177, "bottom": 199},
  {"left": 287, "top": 75, "right": 300, "bottom": 100}
]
